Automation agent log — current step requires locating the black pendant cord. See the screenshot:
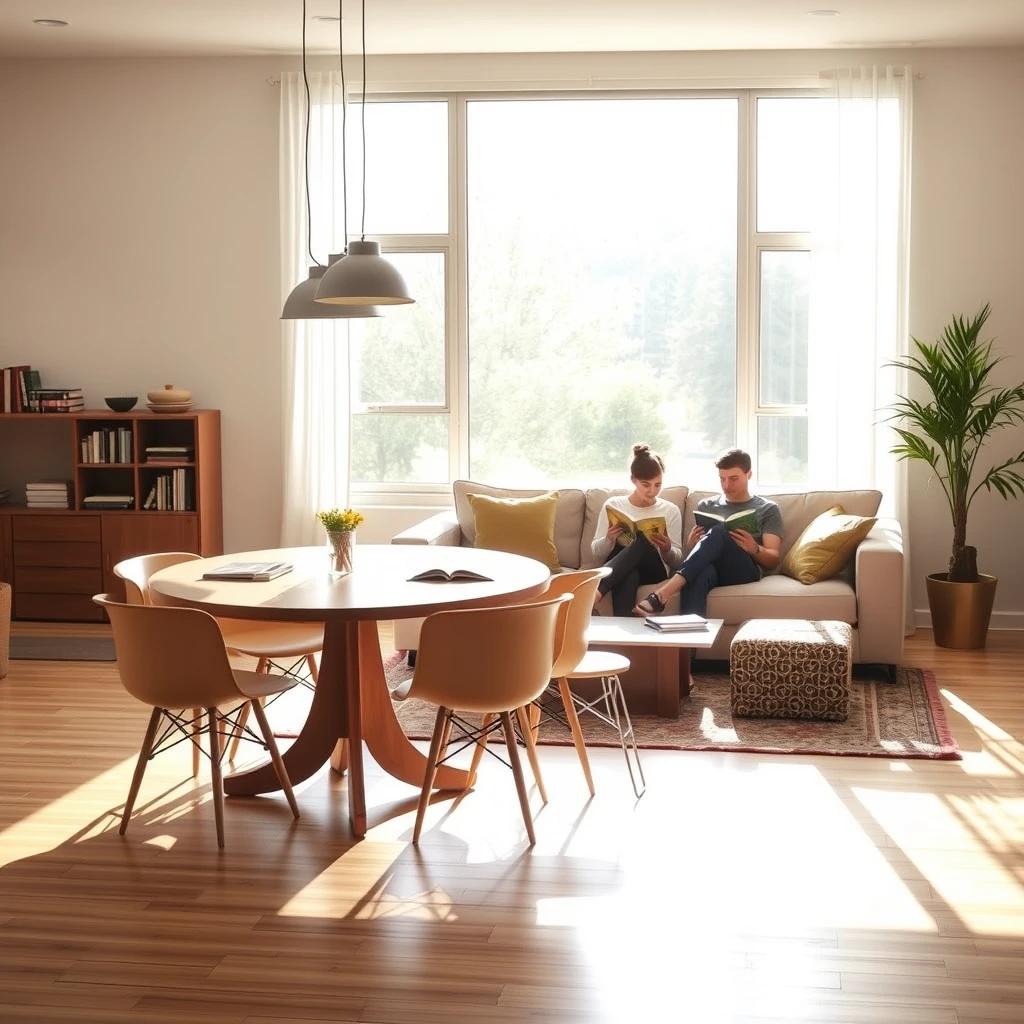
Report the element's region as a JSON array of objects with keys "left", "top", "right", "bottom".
[
  {"left": 359, "top": 0, "right": 367, "bottom": 241},
  {"left": 339, "top": 0, "right": 349, "bottom": 254},
  {"left": 301, "top": 0, "right": 319, "bottom": 268}
]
